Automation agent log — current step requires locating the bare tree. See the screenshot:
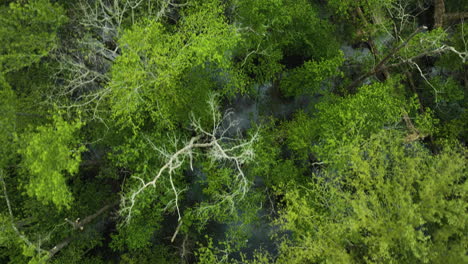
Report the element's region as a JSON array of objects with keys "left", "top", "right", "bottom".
[
  {"left": 51, "top": 0, "right": 128, "bottom": 119},
  {"left": 119, "top": 94, "right": 259, "bottom": 226},
  {"left": 51, "top": 0, "right": 177, "bottom": 120}
]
